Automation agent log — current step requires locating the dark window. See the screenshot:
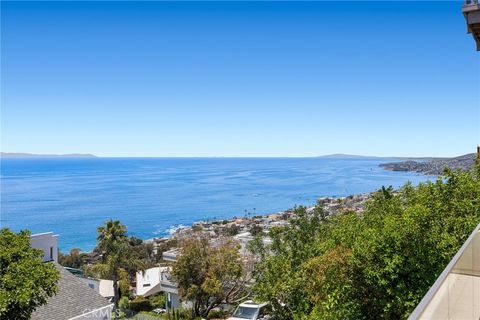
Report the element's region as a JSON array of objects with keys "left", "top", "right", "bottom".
[
  {"left": 50, "top": 247, "right": 53, "bottom": 260},
  {"left": 143, "top": 283, "right": 151, "bottom": 287}
]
